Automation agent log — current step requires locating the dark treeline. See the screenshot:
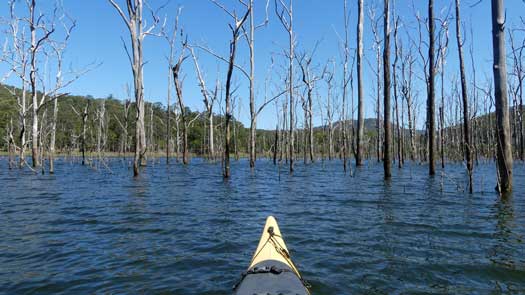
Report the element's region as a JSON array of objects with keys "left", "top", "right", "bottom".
[
  {"left": 1, "top": 82, "right": 521, "bottom": 169},
  {"left": 0, "top": 85, "right": 254, "bottom": 160}
]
